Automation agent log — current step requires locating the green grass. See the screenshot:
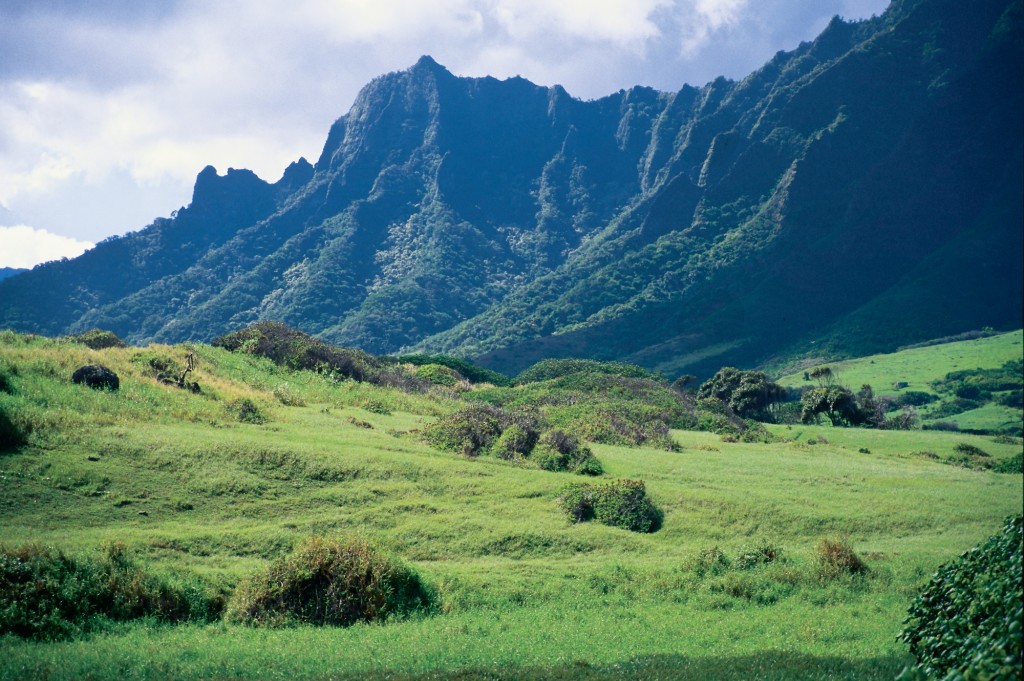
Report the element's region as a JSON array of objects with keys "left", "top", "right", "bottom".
[
  {"left": 776, "top": 329, "right": 1023, "bottom": 397},
  {"left": 1, "top": 331, "right": 1022, "bottom": 679}
]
